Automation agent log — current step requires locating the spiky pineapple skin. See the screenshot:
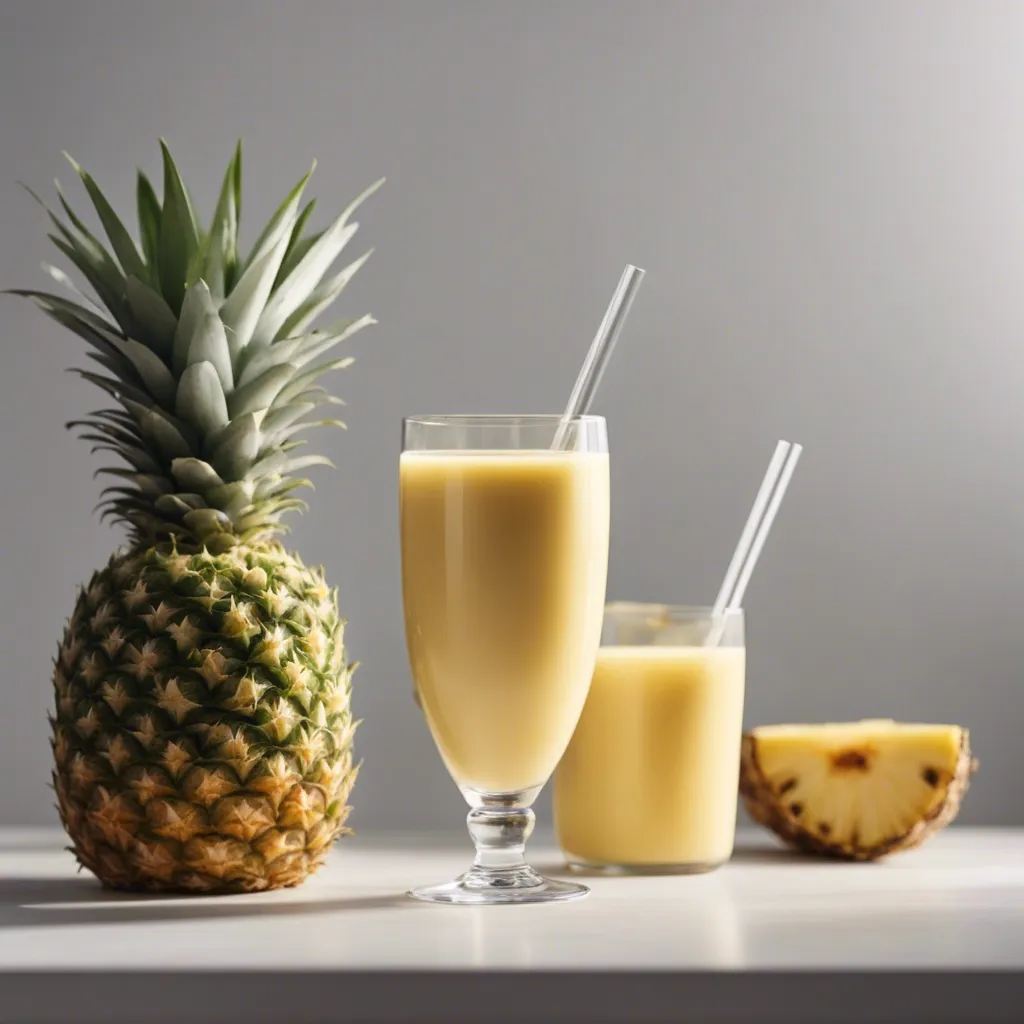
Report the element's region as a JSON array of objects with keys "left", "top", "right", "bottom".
[{"left": 52, "top": 545, "right": 357, "bottom": 893}]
